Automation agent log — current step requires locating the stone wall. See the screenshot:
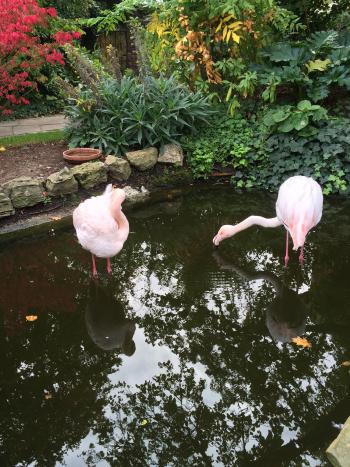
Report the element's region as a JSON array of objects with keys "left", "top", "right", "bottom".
[{"left": 0, "top": 144, "right": 184, "bottom": 219}]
